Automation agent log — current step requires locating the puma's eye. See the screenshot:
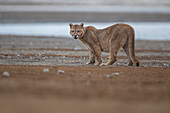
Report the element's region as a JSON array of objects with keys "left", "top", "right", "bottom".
[
  {"left": 72, "top": 30, "right": 75, "bottom": 33},
  {"left": 77, "top": 30, "right": 80, "bottom": 33}
]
